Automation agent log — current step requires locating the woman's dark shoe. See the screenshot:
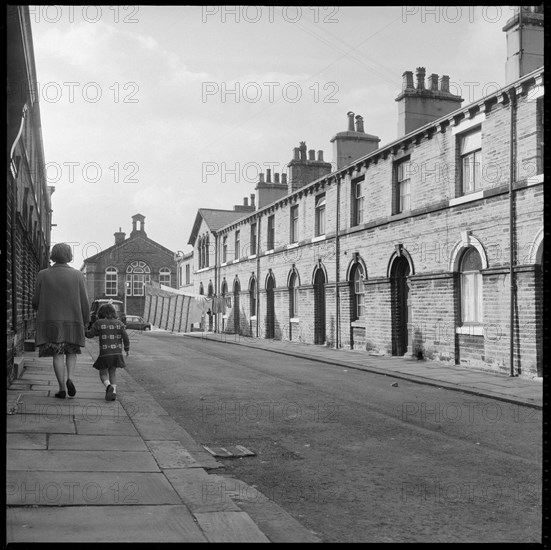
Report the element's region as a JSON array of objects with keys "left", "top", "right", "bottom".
[
  {"left": 55, "top": 390, "right": 66, "bottom": 399},
  {"left": 66, "top": 379, "right": 76, "bottom": 397}
]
